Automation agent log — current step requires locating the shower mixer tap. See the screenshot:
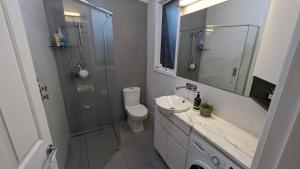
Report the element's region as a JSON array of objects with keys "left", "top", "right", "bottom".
[
  {"left": 74, "top": 64, "right": 89, "bottom": 79},
  {"left": 82, "top": 105, "right": 91, "bottom": 109}
]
